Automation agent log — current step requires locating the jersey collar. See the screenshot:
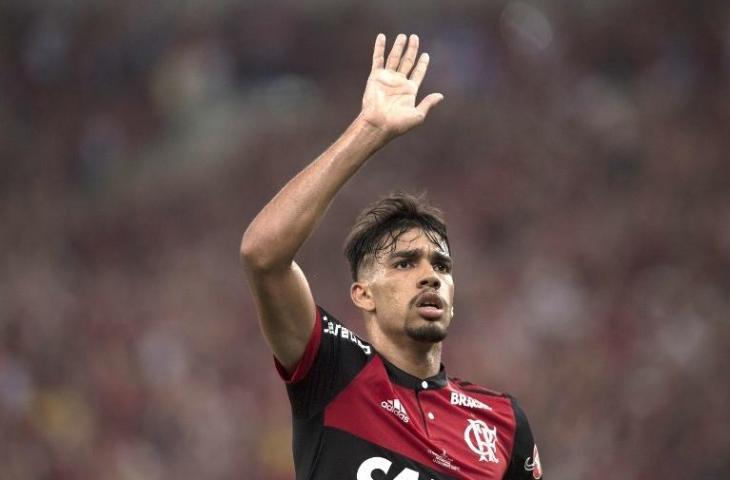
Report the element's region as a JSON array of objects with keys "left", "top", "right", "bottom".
[{"left": 379, "top": 354, "right": 448, "bottom": 390}]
